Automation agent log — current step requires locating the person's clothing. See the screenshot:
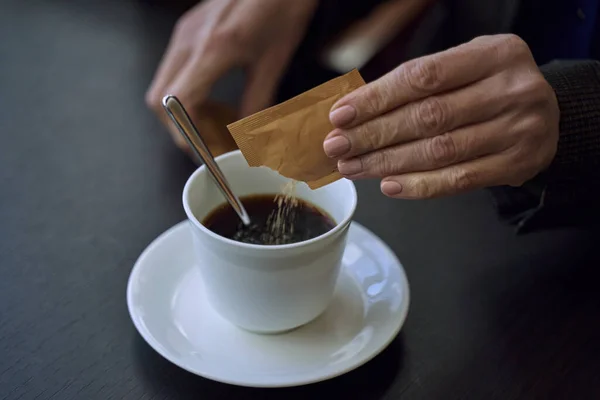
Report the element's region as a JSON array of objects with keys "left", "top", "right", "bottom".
[
  {"left": 491, "top": 60, "right": 600, "bottom": 232},
  {"left": 492, "top": 1, "right": 600, "bottom": 232}
]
